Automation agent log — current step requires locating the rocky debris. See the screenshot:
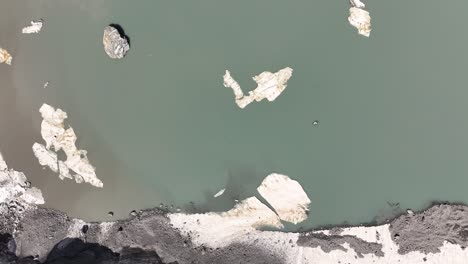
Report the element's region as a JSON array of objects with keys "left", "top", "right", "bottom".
[
  {"left": 348, "top": 0, "right": 371, "bottom": 37},
  {"left": 390, "top": 204, "right": 468, "bottom": 254},
  {"left": 32, "top": 103, "right": 103, "bottom": 188},
  {"left": 13, "top": 208, "right": 72, "bottom": 262},
  {"left": 103, "top": 25, "right": 130, "bottom": 59},
  {"left": 297, "top": 232, "right": 384, "bottom": 258},
  {"left": 257, "top": 173, "right": 311, "bottom": 224},
  {"left": 22, "top": 20, "right": 43, "bottom": 34},
  {"left": 0, "top": 48, "right": 12, "bottom": 65},
  {"left": 6, "top": 201, "right": 468, "bottom": 263},
  {"left": 223, "top": 67, "right": 293, "bottom": 109}
]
